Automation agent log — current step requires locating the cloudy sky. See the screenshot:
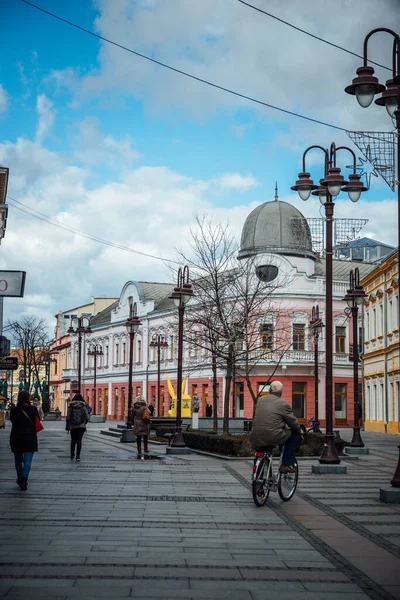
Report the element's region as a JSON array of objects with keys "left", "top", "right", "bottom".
[{"left": 0, "top": 0, "right": 398, "bottom": 332}]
